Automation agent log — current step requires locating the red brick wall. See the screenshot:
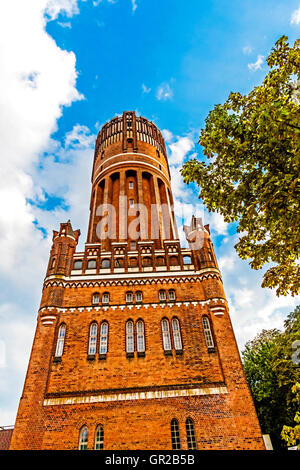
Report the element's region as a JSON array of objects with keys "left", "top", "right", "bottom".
[{"left": 0, "top": 428, "right": 13, "bottom": 450}]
